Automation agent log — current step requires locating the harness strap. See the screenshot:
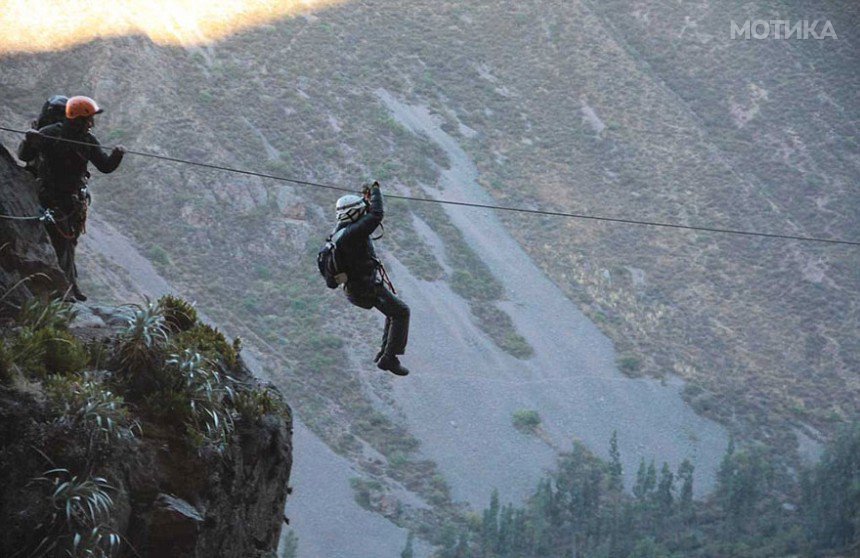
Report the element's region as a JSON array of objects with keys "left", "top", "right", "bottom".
[{"left": 377, "top": 262, "right": 396, "bottom": 295}]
